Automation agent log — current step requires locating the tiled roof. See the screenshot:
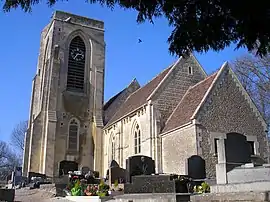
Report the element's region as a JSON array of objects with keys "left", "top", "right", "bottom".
[
  {"left": 162, "top": 72, "right": 218, "bottom": 133},
  {"left": 105, "top": 66, "right": 172, "bottom": 127}
]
